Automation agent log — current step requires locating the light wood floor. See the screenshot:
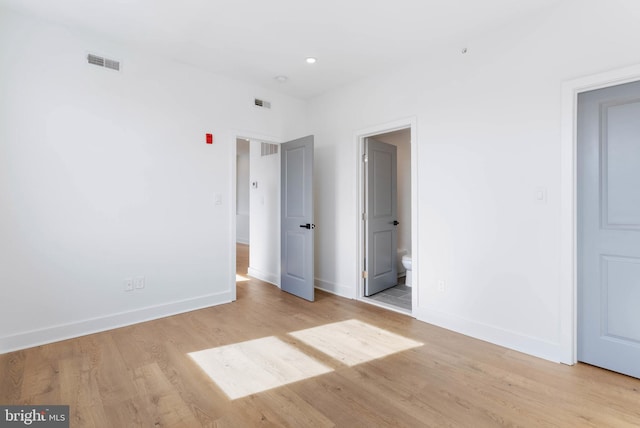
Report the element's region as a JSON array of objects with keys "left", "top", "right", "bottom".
[{"left": 2, "top": 244, "right": 640, "bottom": 427}]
